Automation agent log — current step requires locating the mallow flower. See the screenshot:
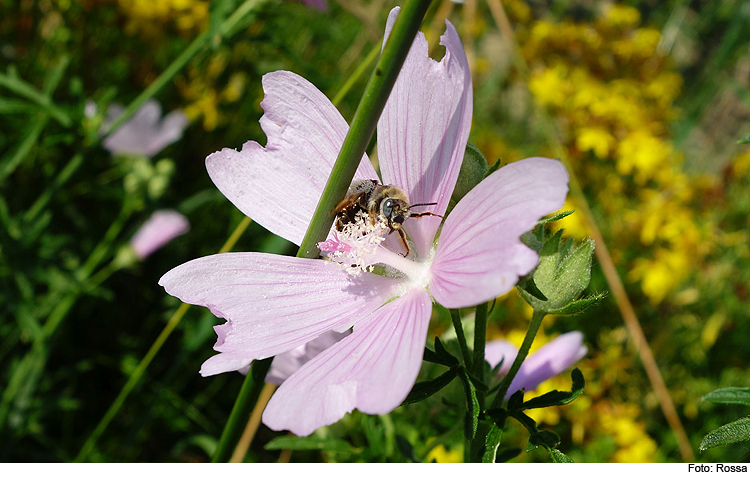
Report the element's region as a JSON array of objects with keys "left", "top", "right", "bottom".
[
  {"left": 102, "top": 100, "right": 189, "bottom": 157},
  {"left": 130, "top": 210, "right": 190, "bottom": 260},
  {"left": 159, "top": 8, "right": 569, "bottom": 436},
  {"left": 485, "top": 331, "right": 588, "bottom": 398}
]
